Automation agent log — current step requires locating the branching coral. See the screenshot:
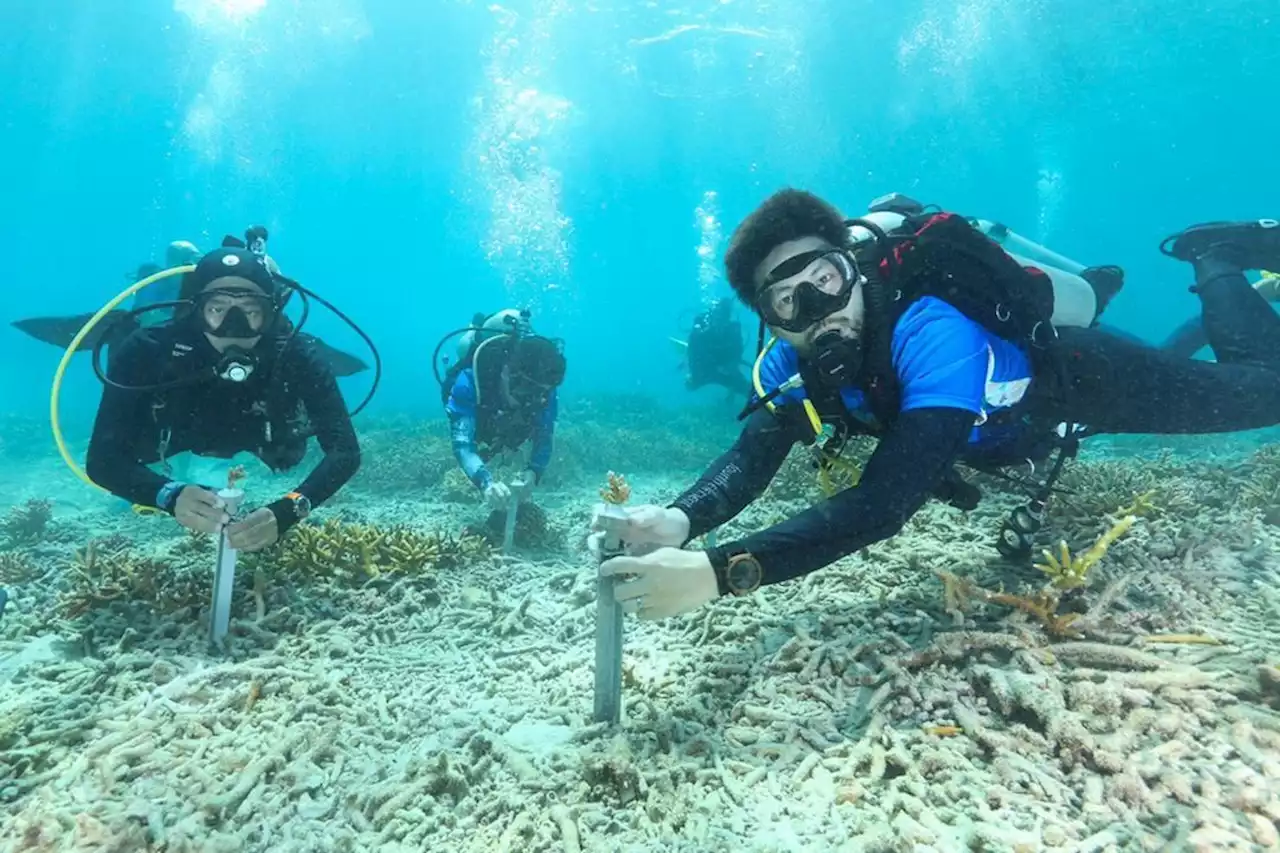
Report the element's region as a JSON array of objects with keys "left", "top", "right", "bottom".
[
  {"left": 471, "top": 503, "right": 562, "bottom": 553},
  {"left": 1035, "top": 515, "right": 1136, "bottom": 590},
  {"left": 260, "top": 518, "right": 491, "bottom": 584},
  {"left": 59, "top": 538, "right": 207, "bottom": 619},
  {"left": 1, "top": 498, "right": 54, "bottom": 547},
  {"left": 0, "top": 551, "right": 39, "bottom": 585},
  {"left": 937, "top": 516, "right": 1137, "bottom": 638},
  {"left": 600, "top": 472, "right": 631, "bottom": 505}
]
